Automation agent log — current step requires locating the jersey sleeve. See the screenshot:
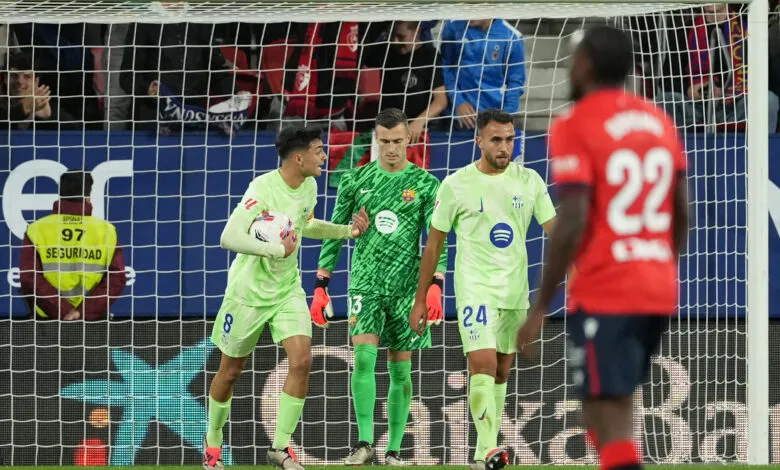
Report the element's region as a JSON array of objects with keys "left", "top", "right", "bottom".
[
  {"left": 423, "top": 174, "right": 449, "bottom": 273},
  {"left": 548, "top": 117, "right": 594, "bottom": 190},
  {"left": 531, "top": 170, "right": 556, "bottom": 225},
  {"left": 430, "top": 177, "right": 458, "bottom": 233},
  {"left": 232, "top": 181, "right": 267, "bottom": 222},
  {"left": 318, "top": 171, "right": 356, "bottom": 272}
]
